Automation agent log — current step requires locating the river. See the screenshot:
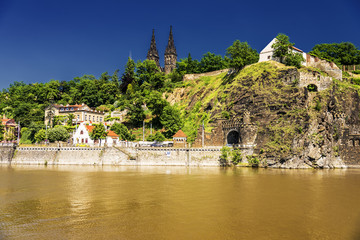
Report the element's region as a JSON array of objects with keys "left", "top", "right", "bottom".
[{"left": 0, "top": 166, "right": 360, "bottom": 240}]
